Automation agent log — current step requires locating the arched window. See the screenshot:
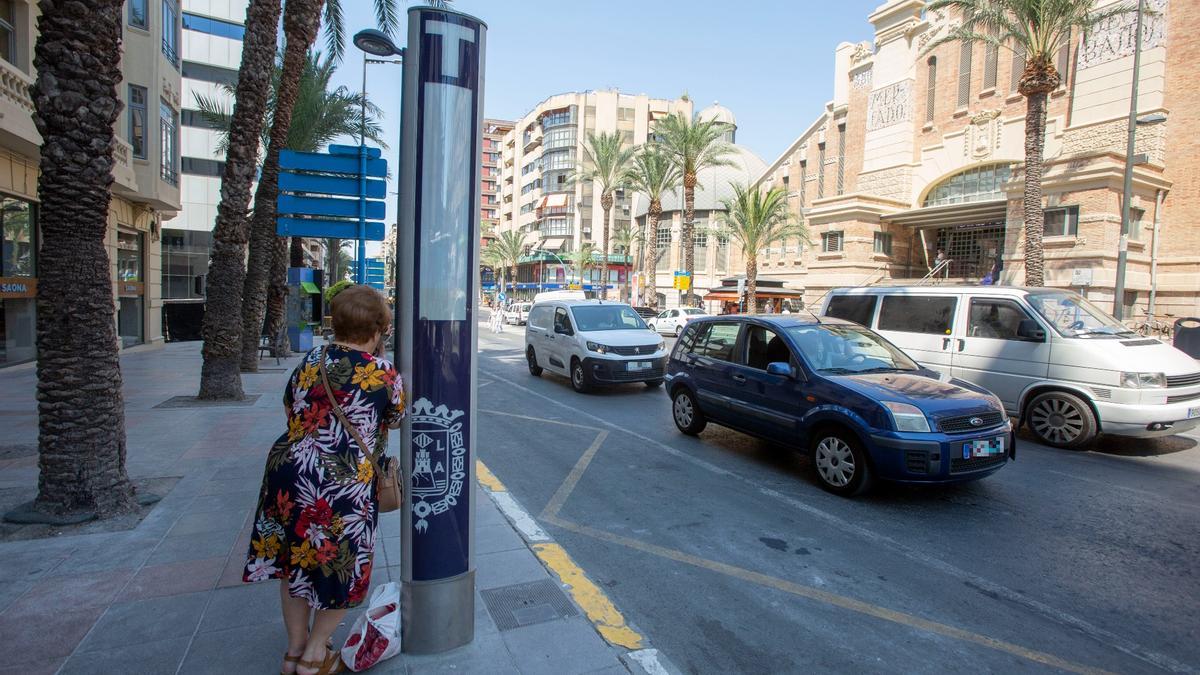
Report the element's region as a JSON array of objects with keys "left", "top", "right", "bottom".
[
  {"left": 923, "top": 164, "right": 1013, "bottom": 207},
  {"left": 925, "top": 57, "right": 937, "bottom": 123}
]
